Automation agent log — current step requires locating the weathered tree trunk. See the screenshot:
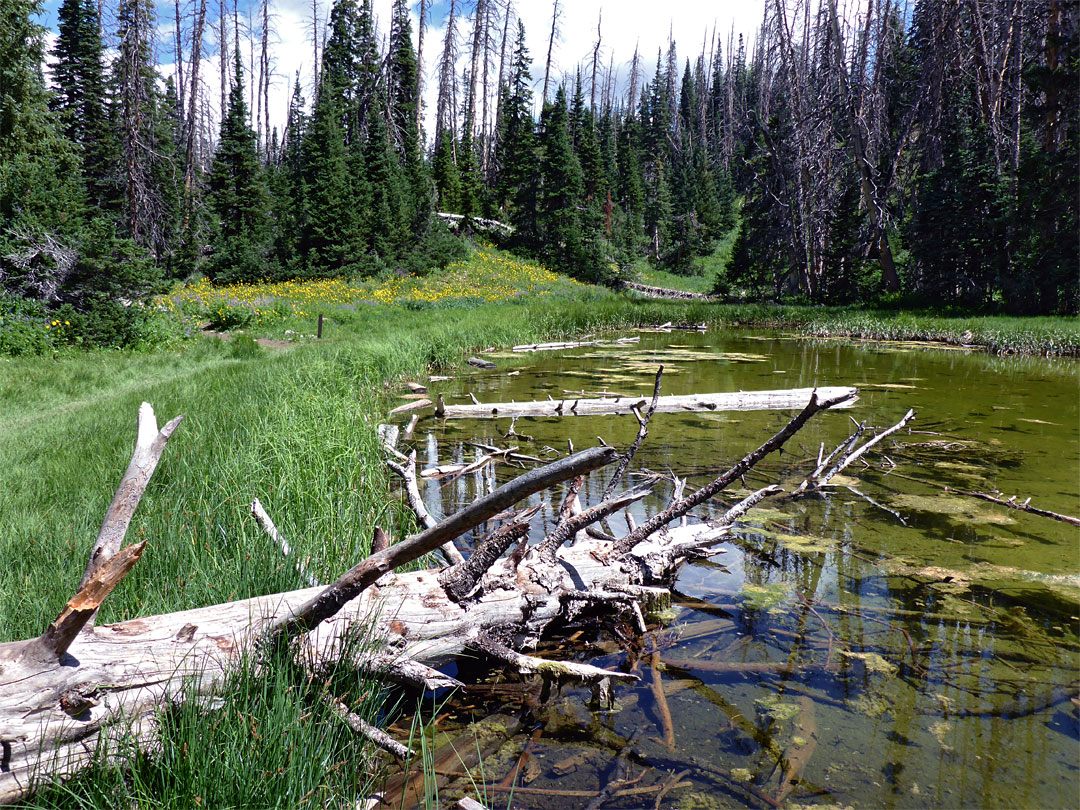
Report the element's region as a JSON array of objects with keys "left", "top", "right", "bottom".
[
  {"left": 0, "top": 389, "right": 863, "bottom": 805},
  {"left": 542, "top": 0, "right": 561, "bottom": 105},
  {"left": 434, "top": 386, "right": 858, "bottom": 419}
]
